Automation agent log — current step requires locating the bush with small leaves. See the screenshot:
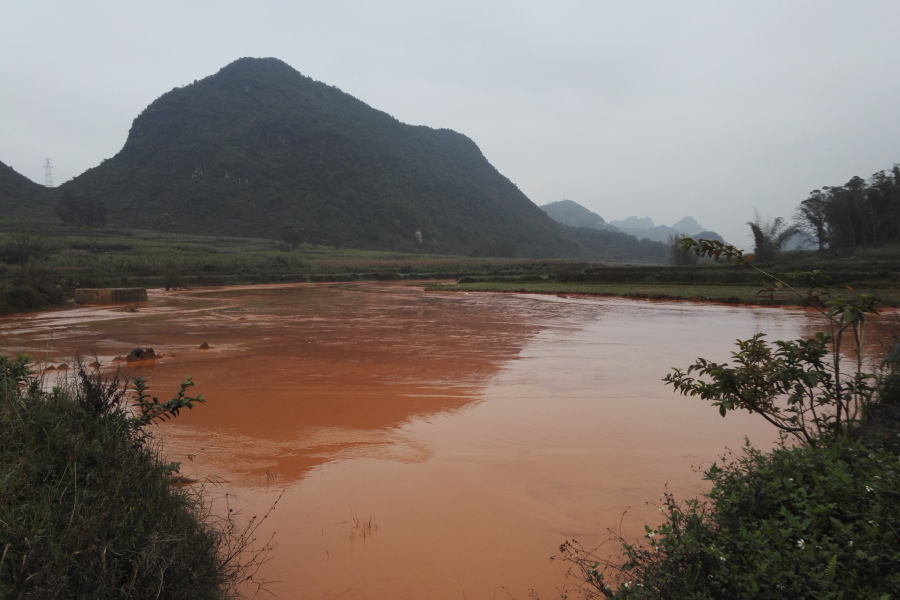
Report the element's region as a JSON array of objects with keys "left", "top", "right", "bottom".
[{"left": 561, "top": 438, "right": 900, "bottom": 599}]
